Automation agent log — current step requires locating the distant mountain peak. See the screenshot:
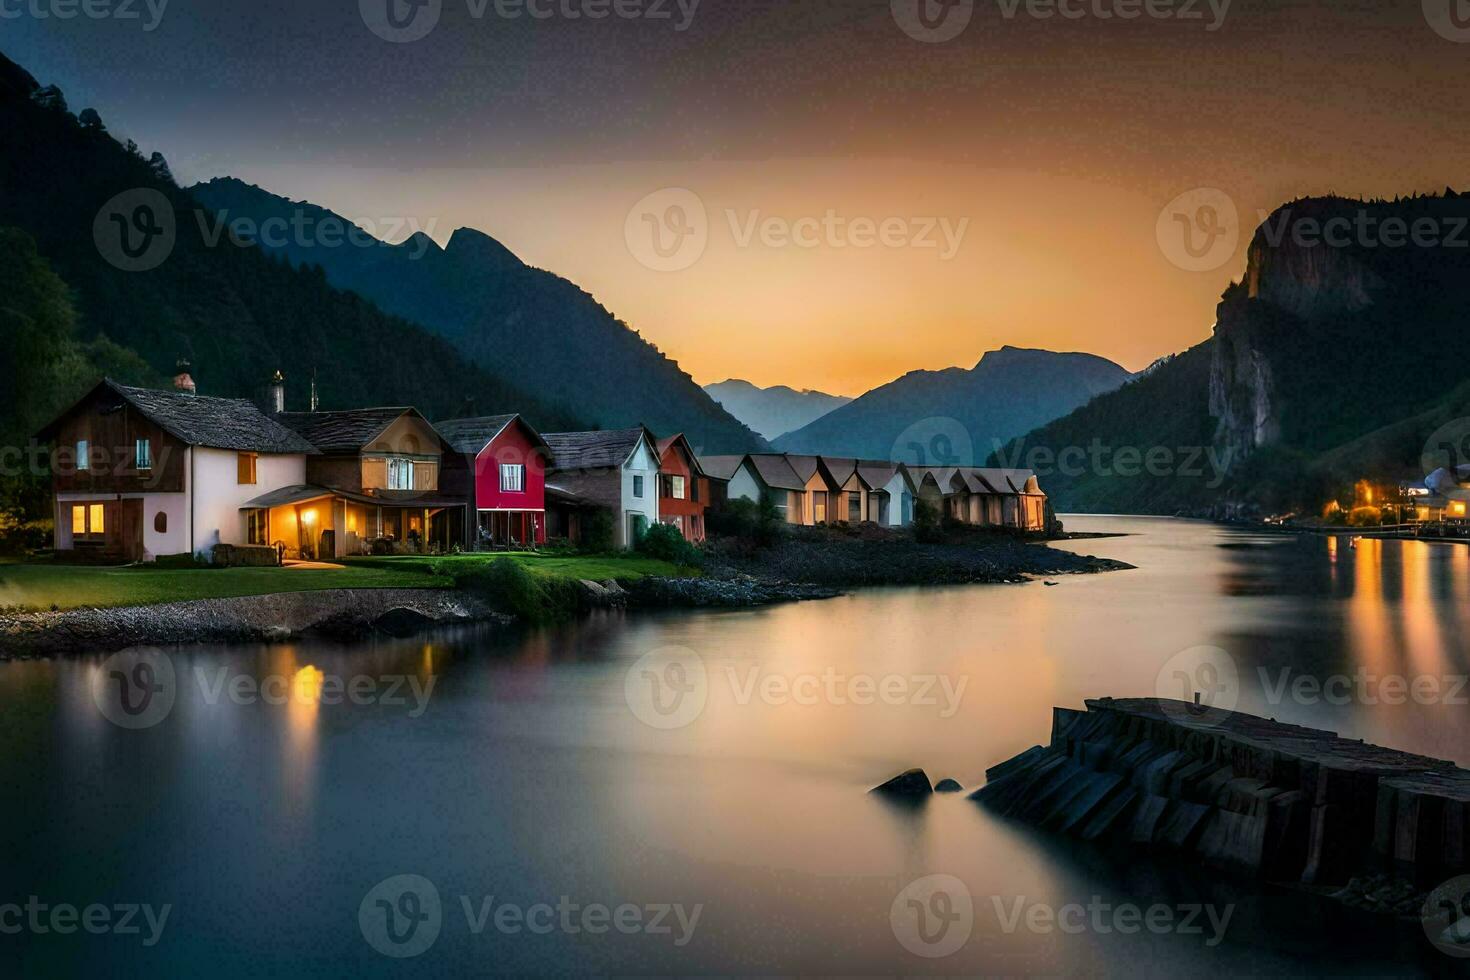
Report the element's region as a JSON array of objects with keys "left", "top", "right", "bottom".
[
  {"left": 703, "top": 378, "right": 852, "bottom": 442},
  {"left": 445, "top": 226, "right": 521, "bottom": 268}
]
